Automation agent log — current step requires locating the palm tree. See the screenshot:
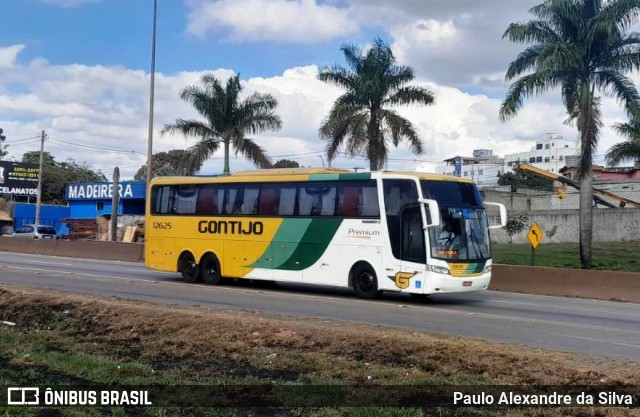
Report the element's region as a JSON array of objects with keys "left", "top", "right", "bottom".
[
  {"left": 500, "top": 0, "right": 640, "bottom": 269},
  {"left": 318, "top": 38, "right": 435, "bottom": 171},
  {"left": 606, "top": 120, "right": 640, "bottom": 166},
  {"left": 162, "top": 73, "right": 282, "bottom": 175}
]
